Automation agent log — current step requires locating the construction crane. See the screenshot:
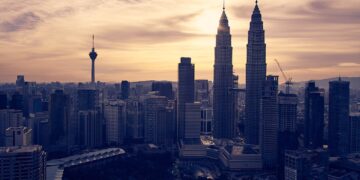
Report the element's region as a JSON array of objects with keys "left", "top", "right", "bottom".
[{"left": 274, "top": 59, "right": 293, "bottom": 94}]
